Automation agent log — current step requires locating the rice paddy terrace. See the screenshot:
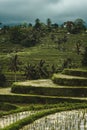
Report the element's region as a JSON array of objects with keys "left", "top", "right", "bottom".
[
  {"left": 0, "top": 22, "right": 87, "bottom": 130},
  {"left": 11, "top": 69, "right": 87, "bottom": 97},
  {"left": 1, "top": 68, "right": 87, "bottom": 130},
  {"left": 20, "top": 109, "right": 87, "bottom": 130}
]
